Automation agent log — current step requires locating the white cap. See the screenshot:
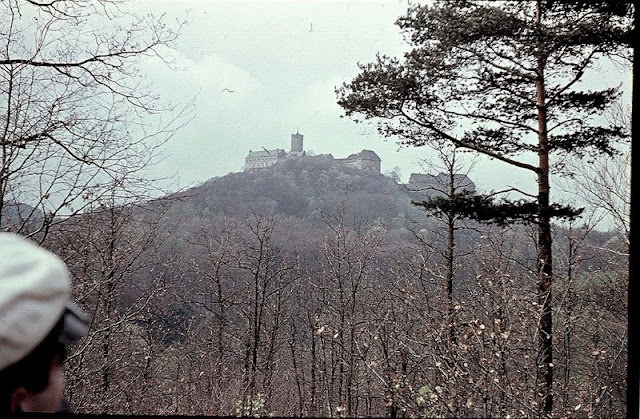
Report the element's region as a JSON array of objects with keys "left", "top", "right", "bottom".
[{"left": 0, "top": 232, "right": 86, "bottom": 370}]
